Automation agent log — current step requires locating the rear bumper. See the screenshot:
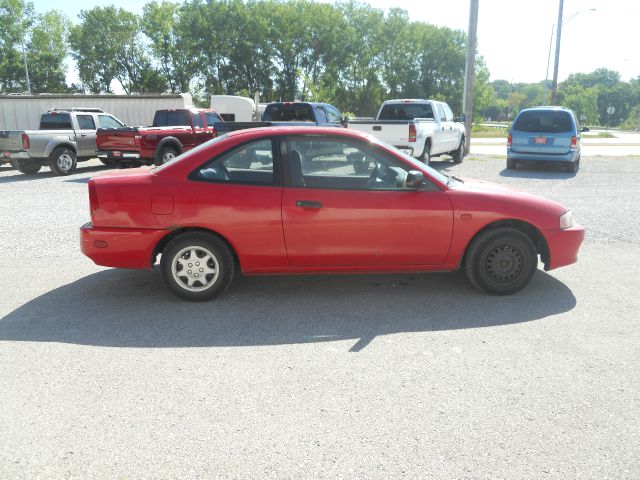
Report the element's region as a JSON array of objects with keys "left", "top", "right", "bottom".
[
  {"left": 507, "top": 147, "right": 579, "bottom": 163},
  {"left": 80, "top": 223, "right": 167, "bottom": 269},
  {"left": 544, "top": 224, "right": 585, "bottom": 270},
  {"left": 96, "top": 150, "right": 142, "bottom": 160},
  {"left": 1, "top": 150, "right": 31, "bottom": 162}
]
